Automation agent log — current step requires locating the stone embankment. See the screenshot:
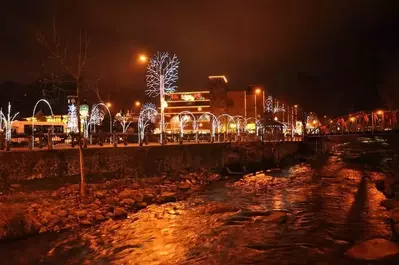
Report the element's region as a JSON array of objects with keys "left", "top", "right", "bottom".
[{"left": 0, "top": 169, "right": 222, "bottom": 240}]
